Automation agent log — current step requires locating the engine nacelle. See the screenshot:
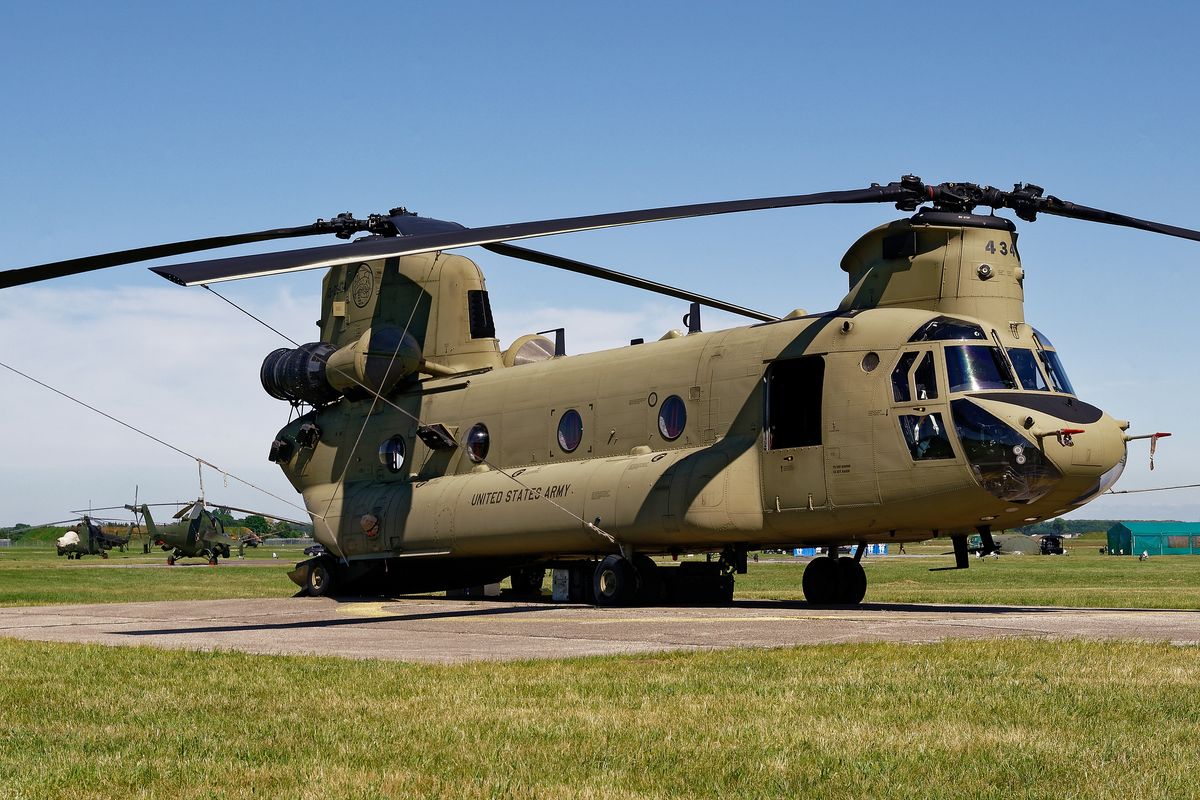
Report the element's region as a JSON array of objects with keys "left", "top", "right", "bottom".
[{"left": 261, "top": 326, "right": 421, "bottom": 406}]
